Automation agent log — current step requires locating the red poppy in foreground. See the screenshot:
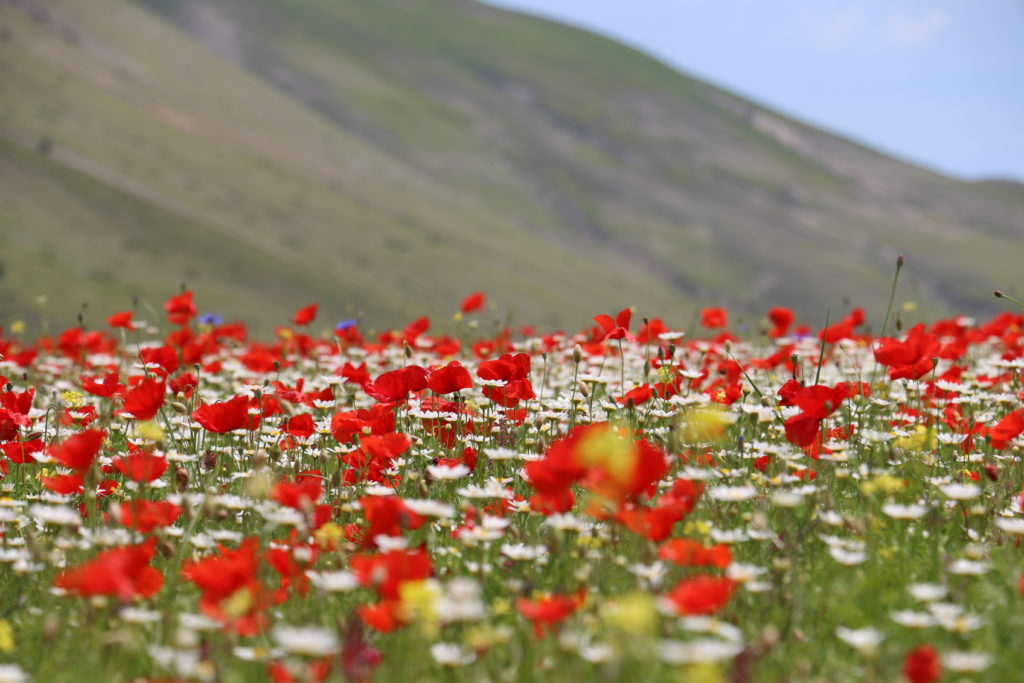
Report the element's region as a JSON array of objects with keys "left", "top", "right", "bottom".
[
  {"left": 517, "top": 589, "right": 586, "bottom": 638},
  {"left": 49, "top": 429, "right": 106, "bottom": 471},
  {"left": 663, "top": 575, "right": 735, "bottom": 615},
  {"left": 122, "top": 375, "right": 166, "bottom": 420},
  {"left": 990, "top": 408, "right": 1024, "bottom": 450},
  {"left": 903, "top": 644, "right": 941, "bottom": 683},
  {"left": 55, "top": 538, "right": 163, "bottom": 601},
  {"left": 193, "top": 395, "right": 250, "bottom": 433}
]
